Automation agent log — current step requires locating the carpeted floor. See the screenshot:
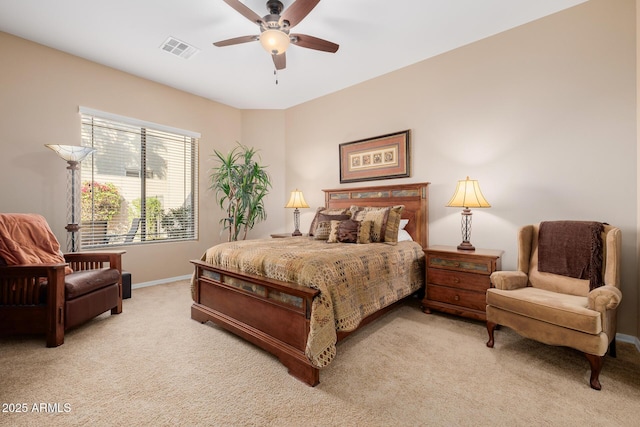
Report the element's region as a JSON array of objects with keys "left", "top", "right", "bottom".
[{"left": 1, "top": 280, "right": 639, "bottom": 426}]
